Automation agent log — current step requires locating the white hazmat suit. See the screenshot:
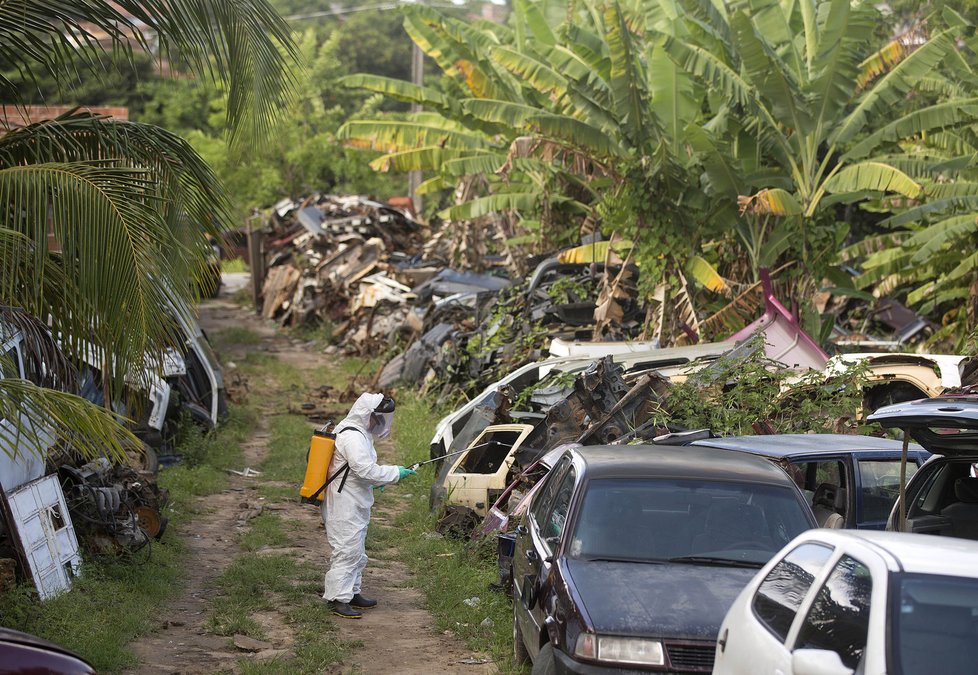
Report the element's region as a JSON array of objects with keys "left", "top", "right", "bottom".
[{"left": 322, "top": 392, "right": 401, "bottom": 603}]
